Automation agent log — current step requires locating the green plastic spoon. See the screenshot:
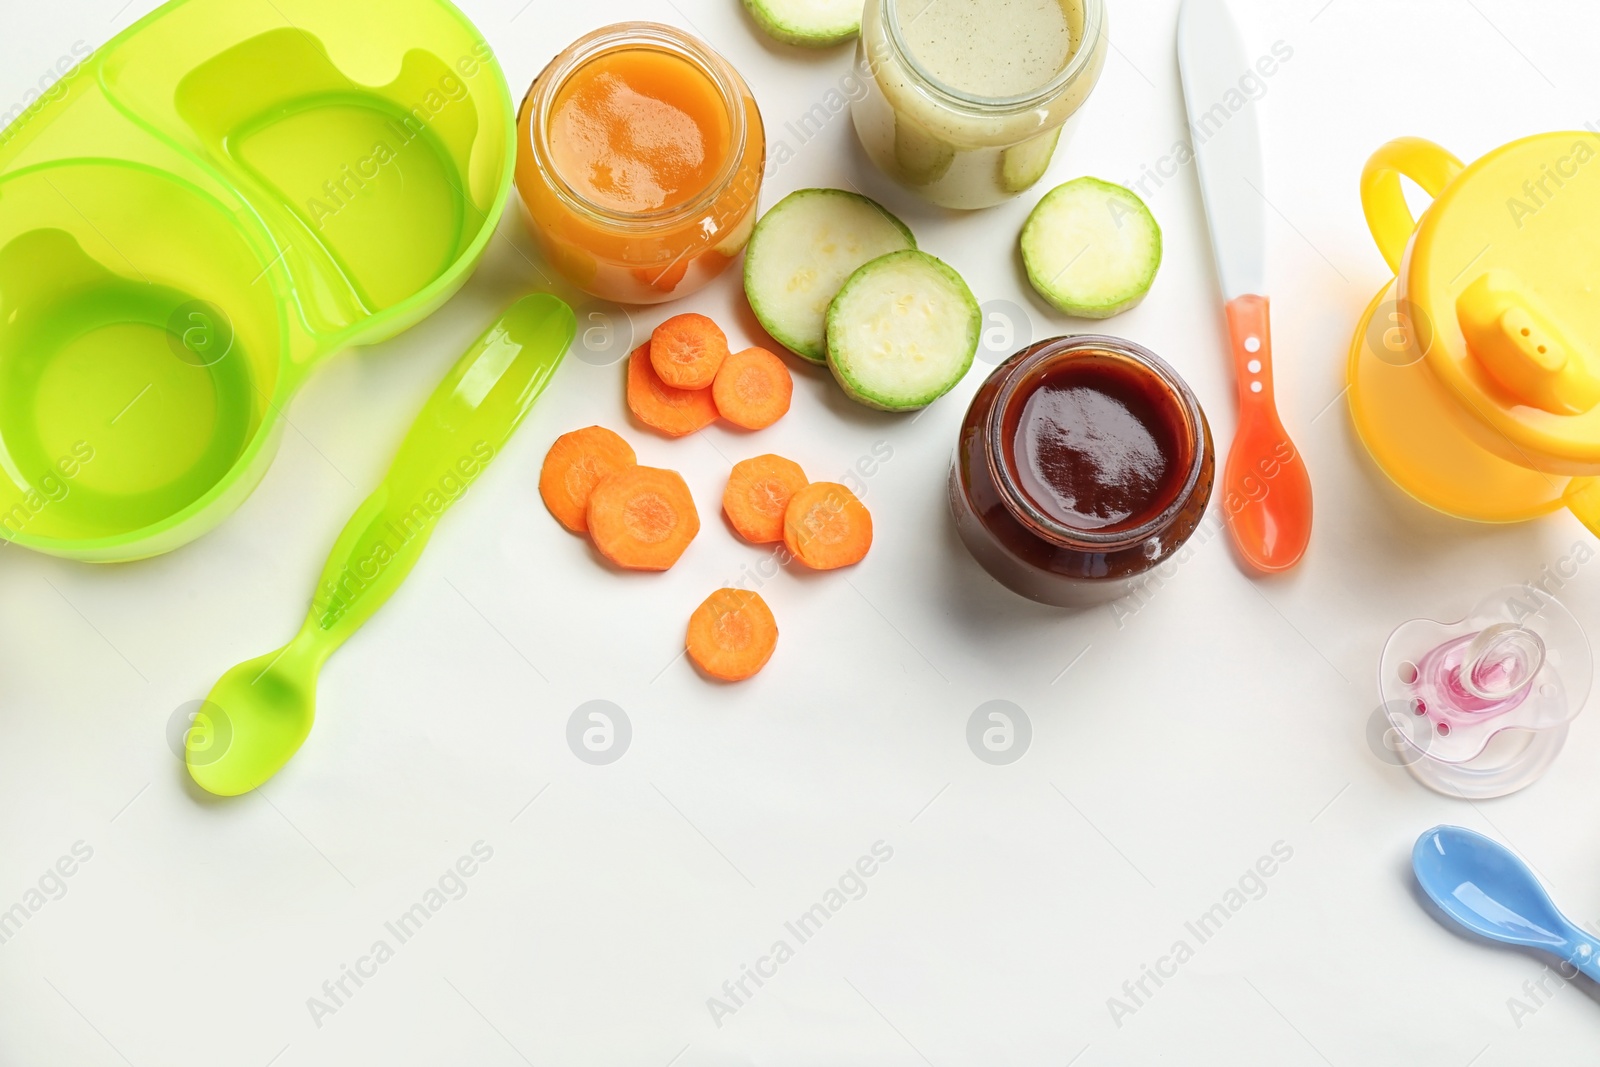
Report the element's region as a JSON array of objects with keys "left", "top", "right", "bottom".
[{"left": 186, "top": 294, "right": 575, "bottom": 796}]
